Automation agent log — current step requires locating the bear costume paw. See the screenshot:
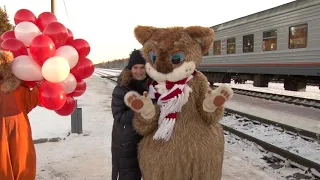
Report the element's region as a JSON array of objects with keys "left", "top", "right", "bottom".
[
  {"left": 203, "top": 84, "right": 233, "bottom": 112},
  {"left": 124, "top": 91, "right": 156, "bottom": 119}
]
